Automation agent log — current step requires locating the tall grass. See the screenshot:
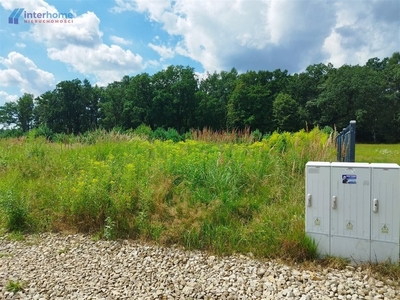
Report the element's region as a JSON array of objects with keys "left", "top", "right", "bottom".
[{"left": 0, "top": 128, "right": 335, "bottom": 261}]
